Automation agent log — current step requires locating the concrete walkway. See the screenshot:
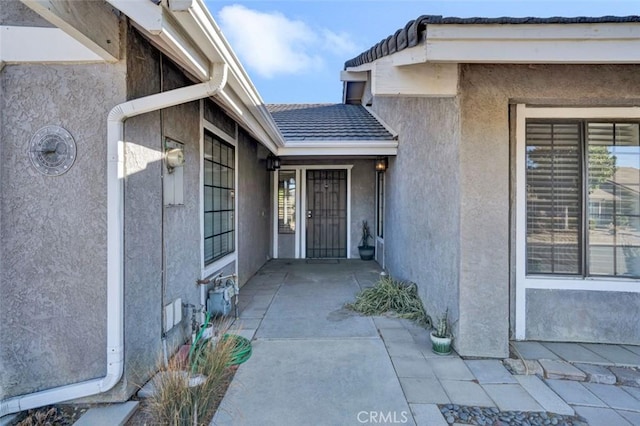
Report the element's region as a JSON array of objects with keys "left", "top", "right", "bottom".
[{"left": 212, "top": 260, "right": 640, "bottom": 426}]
